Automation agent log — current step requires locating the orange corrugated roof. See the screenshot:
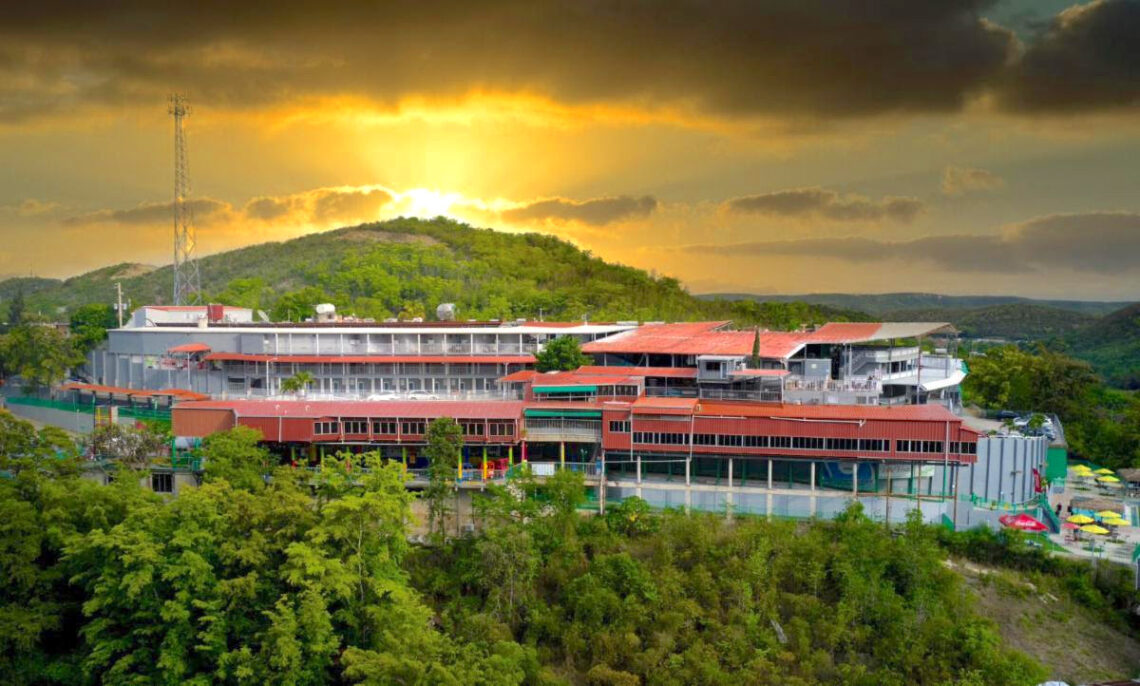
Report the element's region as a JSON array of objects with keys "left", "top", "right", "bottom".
[
  {"left": 62, "top": 382, "right": 208, "bottom": 401},
  {"left": 168, "top": 342, "right": 211, "bottom": 353},
  {"left": 583, "top": 323, "right": 805, "bottom": 359},
  {"left": 530, "top": 371, "right": 641, "bottom": 387},
  {"left": 695, "top": 400, "right": 960, "bottom": 422}
]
